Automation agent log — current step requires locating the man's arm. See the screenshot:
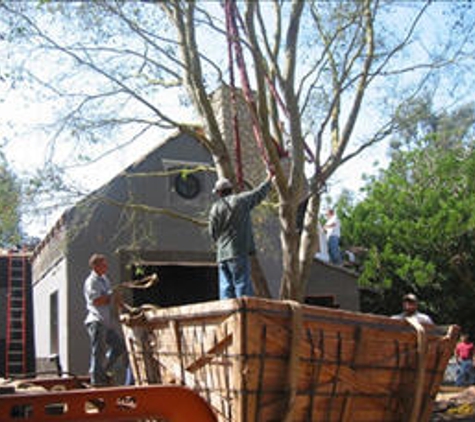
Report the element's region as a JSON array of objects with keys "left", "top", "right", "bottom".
[
  {"left": 324, "top": 215, "right": 337, "bottom": 230},
  {"left": 86, "top": 275, "right": 112, "bottom": 307},
  {"left": 209, "top": 204, "right": 219, "bottom": 242},
  {"left": 241, "top": 173, "right": 273, "bottom": 209},
  {"left": 92, "top": 294, "right": 111, "bottom": 306}
]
